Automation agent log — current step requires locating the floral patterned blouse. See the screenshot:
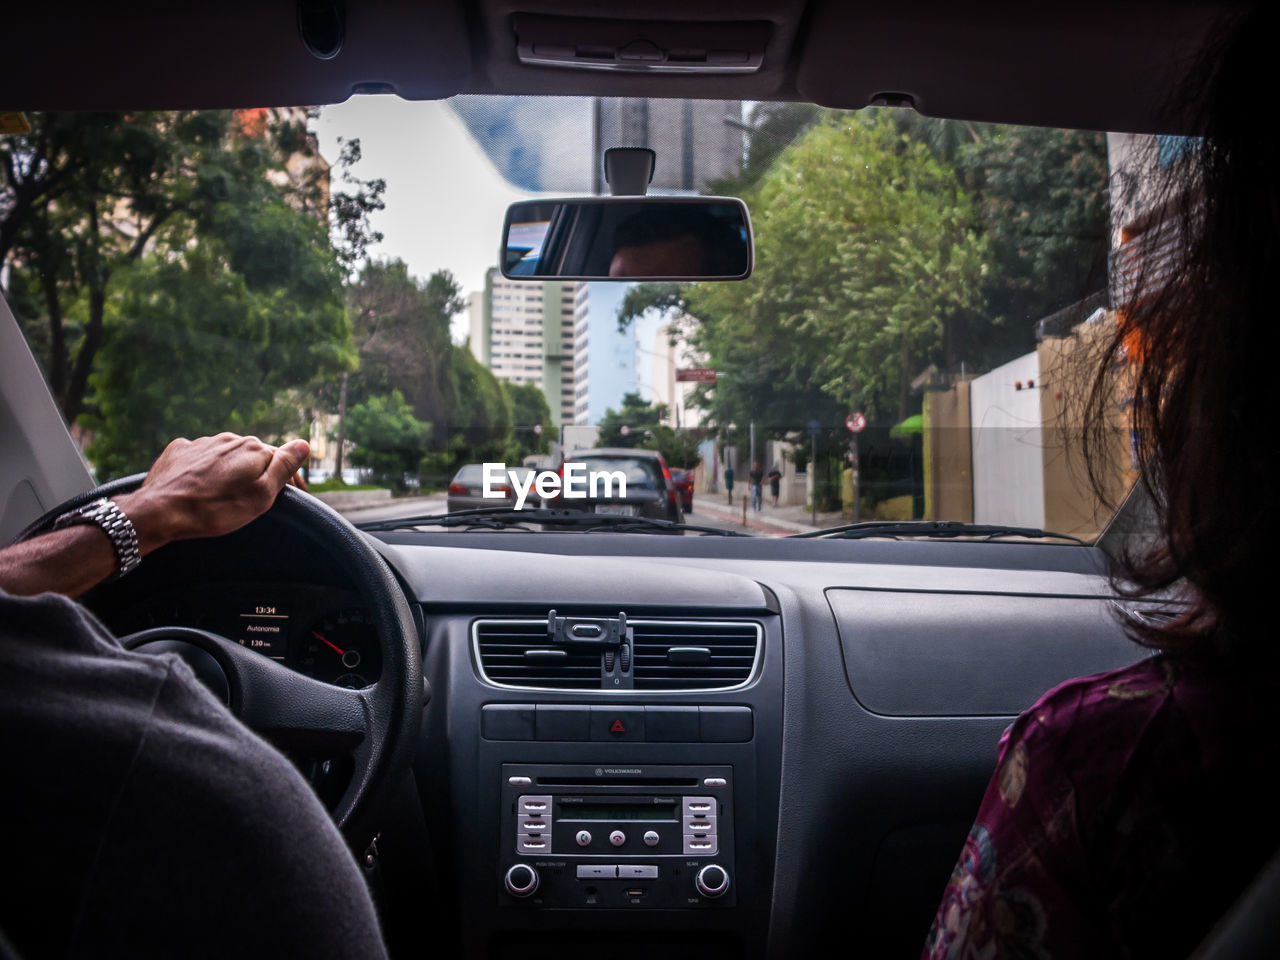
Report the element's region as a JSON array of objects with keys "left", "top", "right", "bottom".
[{"left": 922, "top": 653, "right": 1280, "bottom": 960}]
